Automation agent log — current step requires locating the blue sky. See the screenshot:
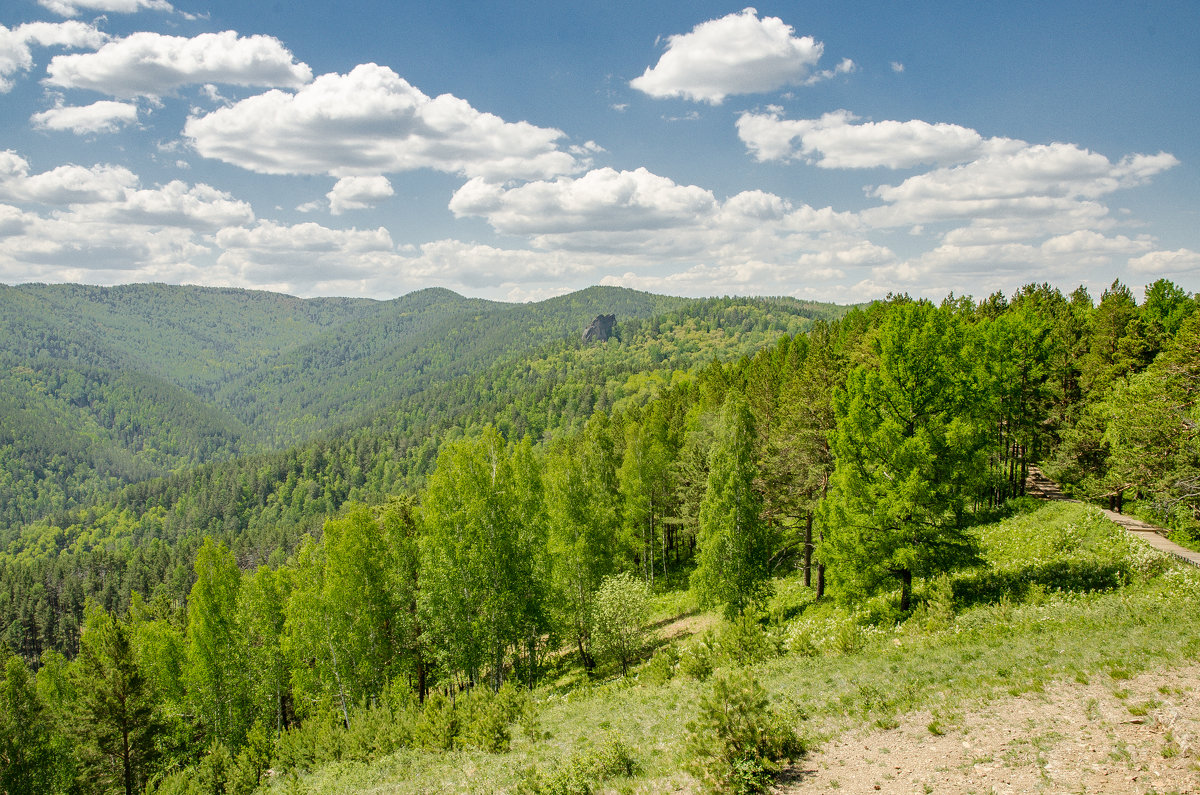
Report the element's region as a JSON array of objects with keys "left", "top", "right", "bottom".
[{"left": 1, "top": 0, "right": 1197, "bottom": 302}]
